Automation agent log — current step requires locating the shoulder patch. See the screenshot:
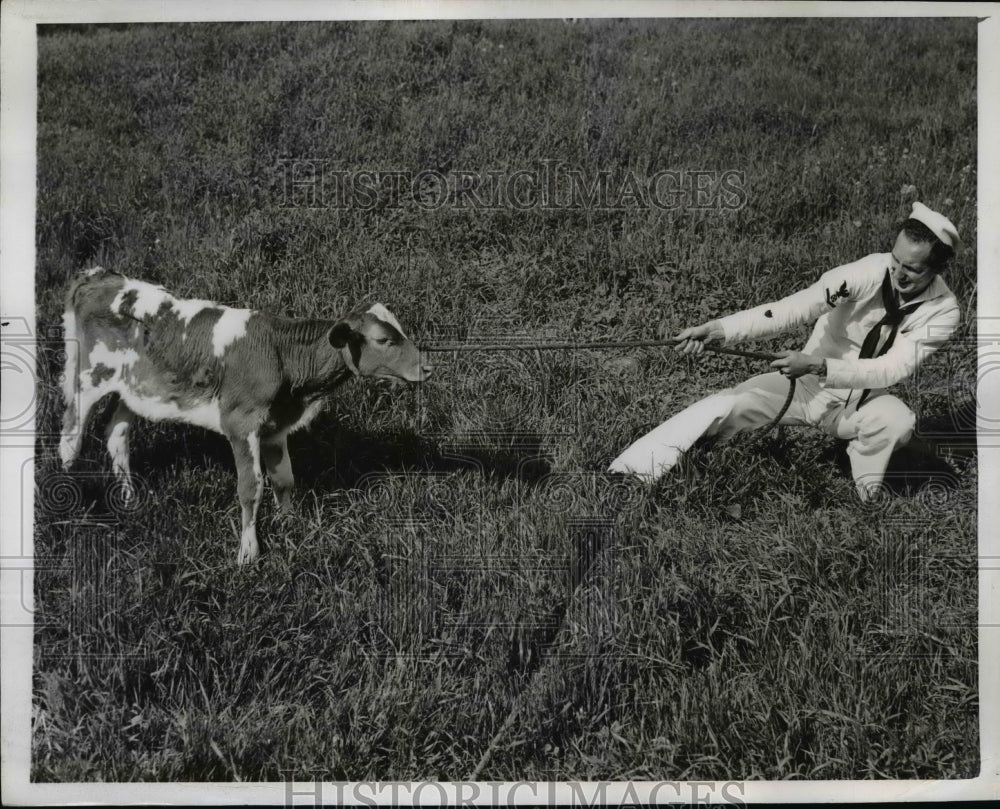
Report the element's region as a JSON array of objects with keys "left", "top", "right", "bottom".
[{"left": 825, "top": 281, "right": 850, "bottom": 308}]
